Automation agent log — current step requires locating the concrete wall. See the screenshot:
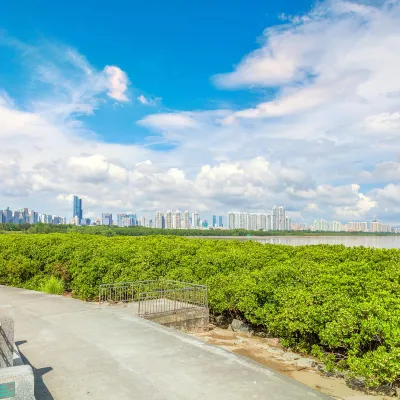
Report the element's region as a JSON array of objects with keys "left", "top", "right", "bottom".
[
  {"left": 147, "top": 307, "right": 209, "bottom": 332},
  {"left": 0, "top": 365, "right": 35, "bottom": 400},
  {"left": 0, "top": 305, "right": 14, "bottom": 368},
  {"left": 0, "top": 305, "right": 35, "bottom": 399}
]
